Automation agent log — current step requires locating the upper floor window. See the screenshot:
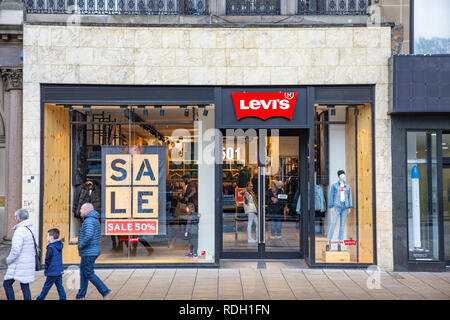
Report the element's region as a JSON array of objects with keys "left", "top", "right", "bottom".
[{"left": 413, "top": 0, "right": 450, "bottom": 54}]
